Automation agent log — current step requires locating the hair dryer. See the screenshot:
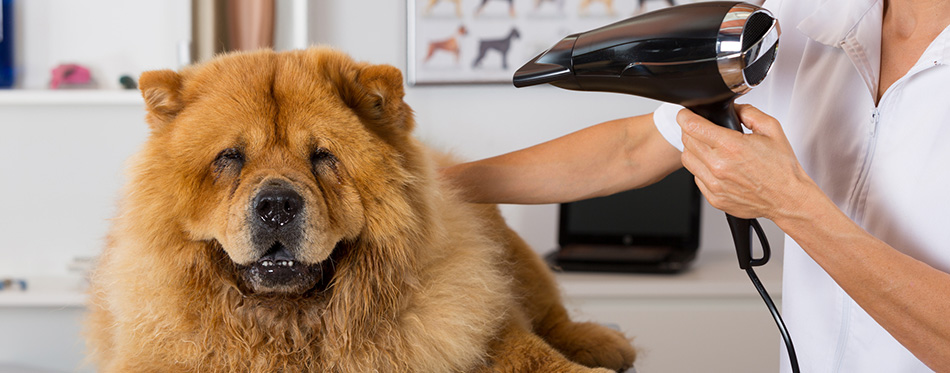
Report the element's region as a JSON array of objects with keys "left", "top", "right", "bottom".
[
  {"left": 513, "top": 1, "right": 779, "bottom": 271},
  {"left": 513, "top": 3, "right": 799, "bottom": 371}
]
